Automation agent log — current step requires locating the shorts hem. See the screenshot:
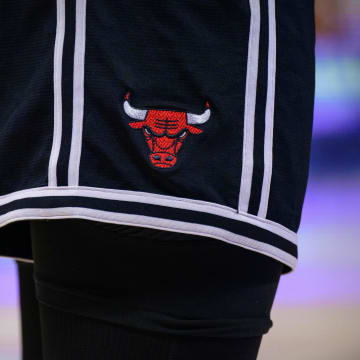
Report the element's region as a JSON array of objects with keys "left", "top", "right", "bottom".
[{"left": 0, "top": 186, "right": 297, "bottom": 273}]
